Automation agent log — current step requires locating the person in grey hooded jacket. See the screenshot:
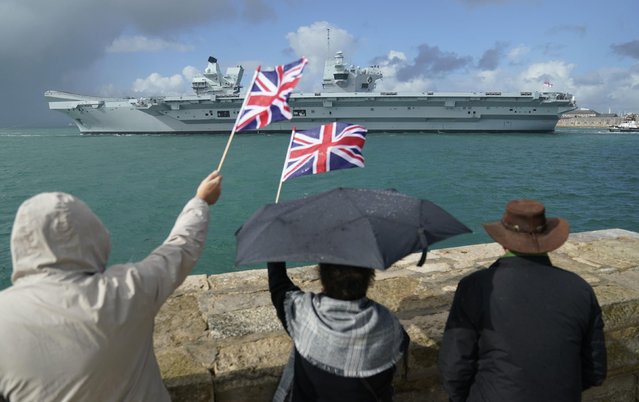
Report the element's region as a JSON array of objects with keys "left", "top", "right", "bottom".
[{"left": 0, "top": 170, "right": 222, "bottom": 402}]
